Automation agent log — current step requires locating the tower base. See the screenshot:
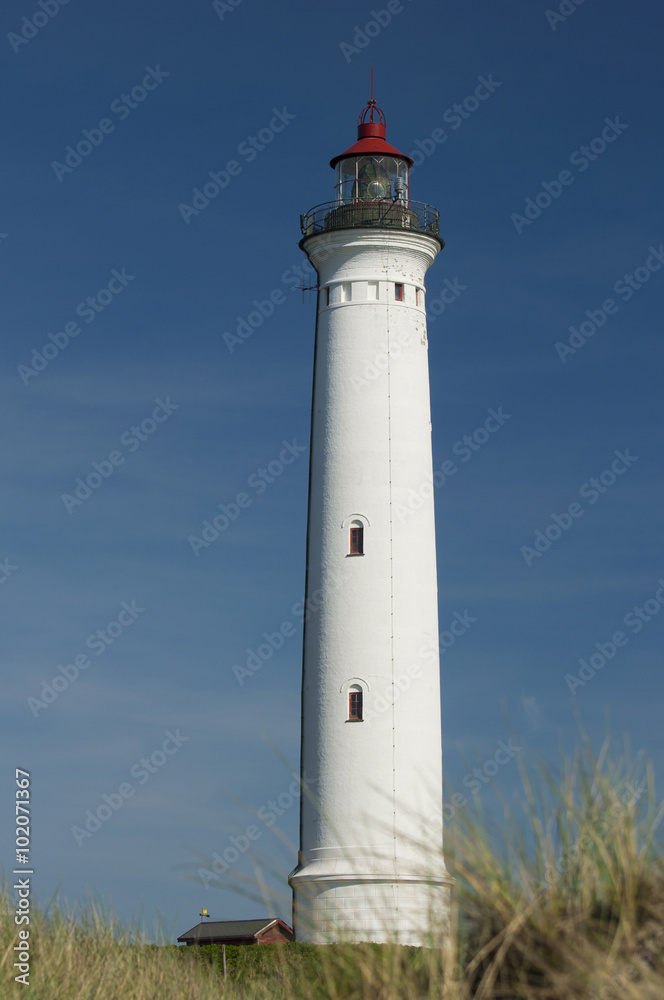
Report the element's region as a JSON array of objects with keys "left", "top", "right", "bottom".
[{"left": 291, "top": 875, "right": 452, "bottom": 946}]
